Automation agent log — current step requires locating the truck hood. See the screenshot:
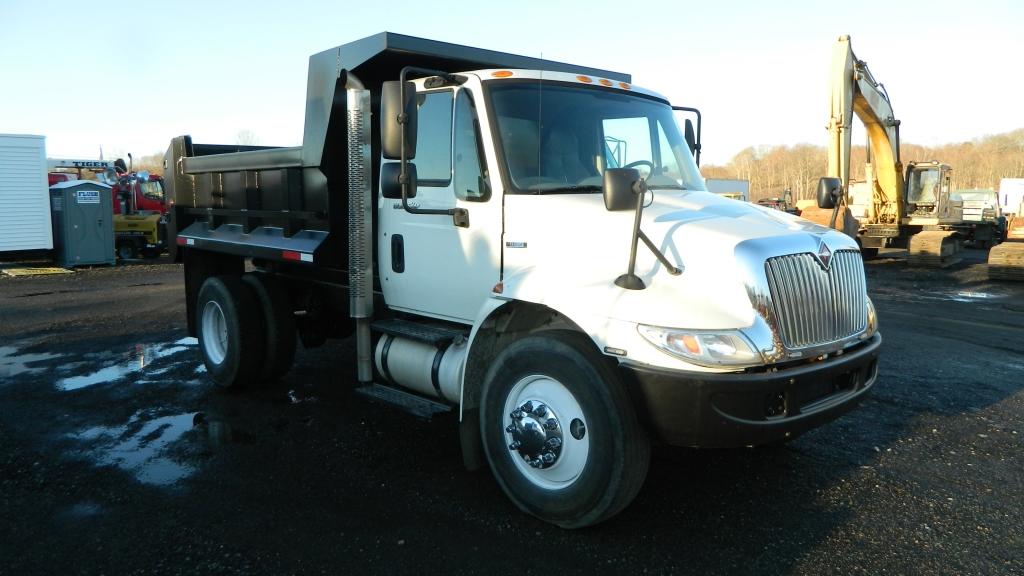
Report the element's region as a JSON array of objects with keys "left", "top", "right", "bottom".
[{"left": 501, "top": 189, "right": 859, "bottom": 331}]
